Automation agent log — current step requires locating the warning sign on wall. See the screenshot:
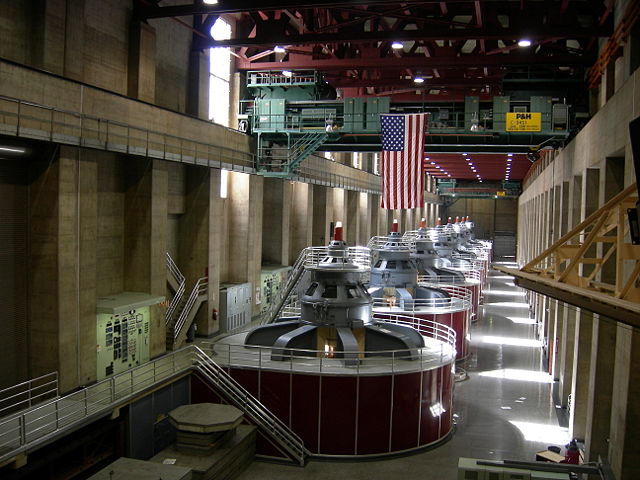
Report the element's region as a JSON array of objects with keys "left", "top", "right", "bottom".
[{"left": 505, "top": 112, "right": 542, "bottom": 132}]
